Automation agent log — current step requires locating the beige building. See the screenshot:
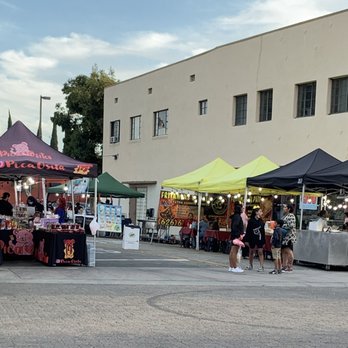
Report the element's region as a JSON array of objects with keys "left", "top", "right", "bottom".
[{"left": 103, "top": 9, "right": 348, "bottom": 222}]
